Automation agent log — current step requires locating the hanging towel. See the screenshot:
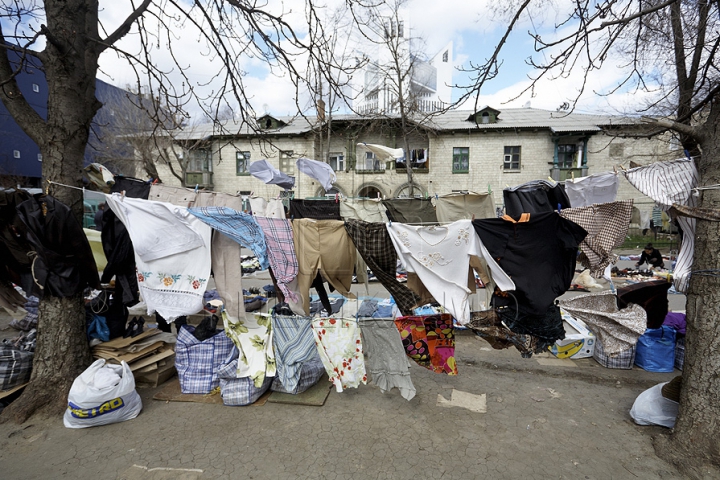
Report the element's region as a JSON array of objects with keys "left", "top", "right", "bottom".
[{"left": 106, "top": 194, "right": 211, "bottom": 321}]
